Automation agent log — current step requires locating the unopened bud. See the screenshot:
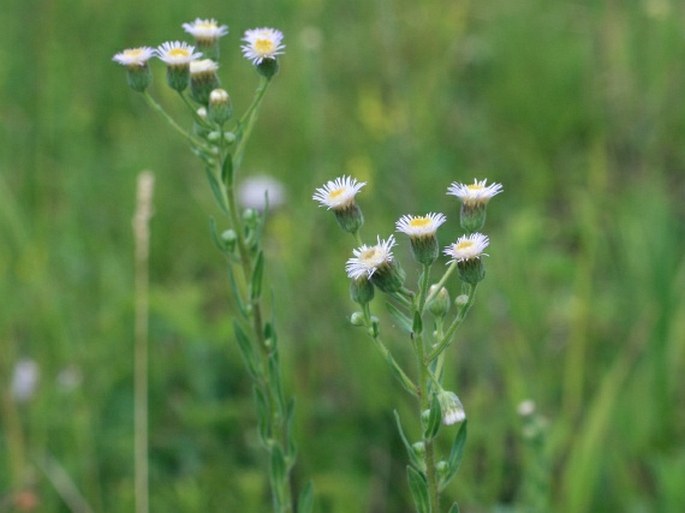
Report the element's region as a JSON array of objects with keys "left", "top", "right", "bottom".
[
  {"left": 208, "top": 88, "right": 232, "bottom": 125},
  {"left": 350, "top": 311, "right": 365, "bottom": 326},
  {"left": 427, "top": 285, "right": 450, "bottom": 318}
]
